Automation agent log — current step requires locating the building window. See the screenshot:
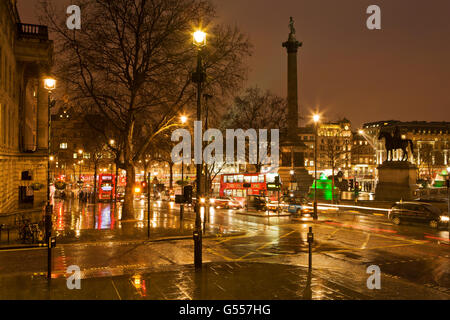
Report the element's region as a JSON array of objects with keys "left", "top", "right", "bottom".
[
  {"left": 83, "top": 153, "right": 90, "bottom": 159},
  {"left": 60, "top": 142, "right": 68, "bottom": 149},
  {"left": 73, "top": 153, "right": 78, "bottom": 159}
]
